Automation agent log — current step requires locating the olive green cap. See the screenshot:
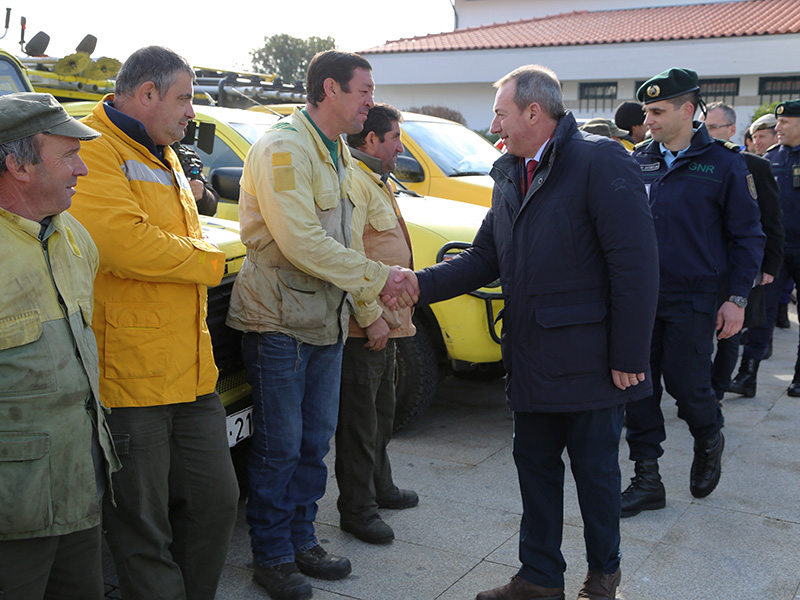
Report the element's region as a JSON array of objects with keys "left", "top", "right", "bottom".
[
  {"left": 776, "top": 100, "right": 800, "bottom": 118},
  {"left": 580, "top": 117, "right": 628, "bottom": 138},
  {"left": 0, "top": 92, "right": 100, "bottom": 145},
  {"left": 637, "top": 68, "right": 700, "bottom": 105}
]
